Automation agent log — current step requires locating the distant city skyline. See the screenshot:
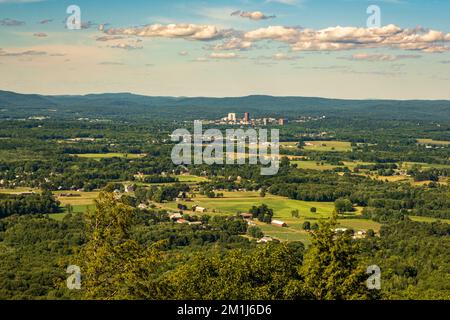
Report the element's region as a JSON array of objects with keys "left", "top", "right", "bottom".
[{"left": 1, "top": 0, "right": 450, "bottom": 99}]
